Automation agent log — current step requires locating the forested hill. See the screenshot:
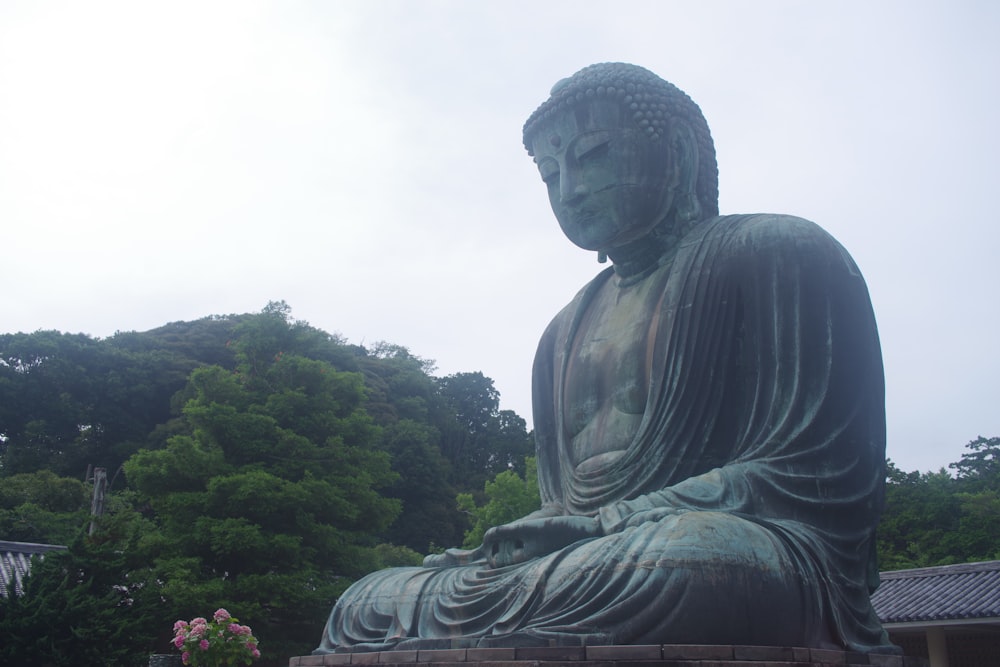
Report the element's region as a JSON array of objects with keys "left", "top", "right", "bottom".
[
  {"left": 0, "top": 301, "right": 538, "bottom": 550},
  {"left": 0, "top": 301, "right": 534, "bottom": 664}
]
